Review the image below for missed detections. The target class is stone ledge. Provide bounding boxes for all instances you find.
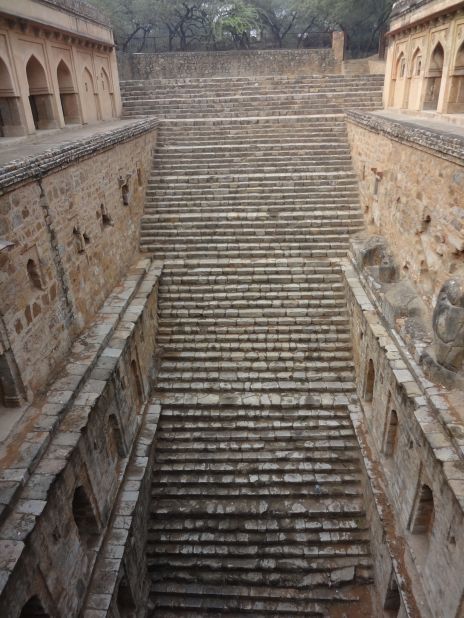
[346,110,464,166]
[0,118,159,195]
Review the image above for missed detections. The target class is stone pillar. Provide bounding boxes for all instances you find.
[332,31,346,63]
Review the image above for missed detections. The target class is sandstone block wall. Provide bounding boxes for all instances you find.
[117,48,339,80]
[0,120,158,398]
[0,258,162,617]
[346,111,464,307]
[343,259,464,618]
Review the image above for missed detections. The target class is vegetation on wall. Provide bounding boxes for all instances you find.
[90,0,393,56]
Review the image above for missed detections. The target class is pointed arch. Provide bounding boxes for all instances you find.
[411,47,423,77]
[424,42,444,111]
[391,51,407,108]
[57,60,81,124]
[81,67,98,123]
[448,40,464,113]
[365,359,375,402]
[26,55,56,130]
[98,66,114,120]
[72,485,100,549]
[0,56,14,96]
[19,596,49,617]
[429,42,444,75]
[0,55,23,136]
[26,55,49,95]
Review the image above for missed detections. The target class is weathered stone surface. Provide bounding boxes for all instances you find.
[433,277,464,372]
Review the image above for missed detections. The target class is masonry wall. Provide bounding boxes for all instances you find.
[346,112,464,307]
[0,258,162,618]
[117,48,339,80]
[343,260,464,618]
[0,121,157,397]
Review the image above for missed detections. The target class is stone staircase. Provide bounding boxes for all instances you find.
[122,74,379,615]
[121,74,384,119]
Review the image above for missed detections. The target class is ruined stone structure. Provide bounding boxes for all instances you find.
[1,0,464,616]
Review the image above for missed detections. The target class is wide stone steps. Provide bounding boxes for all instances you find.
[135,72,374,614]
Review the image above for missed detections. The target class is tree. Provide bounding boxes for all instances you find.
[215,1,260,49]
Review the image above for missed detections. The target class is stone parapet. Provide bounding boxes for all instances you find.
[0,118,159,195]
[346,110,464,166]
[38,0,111,26]
[0,257,162,616]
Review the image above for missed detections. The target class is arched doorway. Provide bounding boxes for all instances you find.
[423,43,444,110]
[391,52,407,108]
[448,41,464,113]
[56,60,81,124]
[408,47,423,109]
[0,56,23,136]
[26,55,56,130]
[99,67,114,120]
[81,67,99,123]
[19,596,49,617]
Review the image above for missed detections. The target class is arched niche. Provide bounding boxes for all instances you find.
[26,55,57,130]
[391,51,407,108]
[72,485,100,550]
[98,67,114,120]
[81,67,99,123]
[448,40,464,113]
[423,42,444,111]
[0,56,24,136]
[19,596,50,617]
[56,59,81,124]
[408,47,423,109]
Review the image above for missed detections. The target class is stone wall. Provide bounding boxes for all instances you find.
[0,119,158,398]
[343,254,464,618]
[0,257,162,617]
[346,111,464,307]
[117,48,339,81]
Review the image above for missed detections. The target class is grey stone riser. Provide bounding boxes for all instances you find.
[154,381,355,393]
[156,126,348,137]
[122,91,381,103]
[143,211,360,221]
[156,415,354,430]
[123,105,379,118]
[123,85,382,94]
[142,230,359,241]
[158,288,346,299]
[147,170,356,182]
[154,449,359,465]
[141,247,351,258]
[142,247,354,257]
[143,201,360,212]
[157,344,352,356]
[148,536,367,556]
[156,140,349,148]
[150,160,352,171]
[159,357,353,368]
[121,75,383,85]
[152,160,352,170]
[145,182,358,193]
[144,228,359,238]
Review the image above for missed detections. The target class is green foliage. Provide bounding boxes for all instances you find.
[89,0,393,55]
